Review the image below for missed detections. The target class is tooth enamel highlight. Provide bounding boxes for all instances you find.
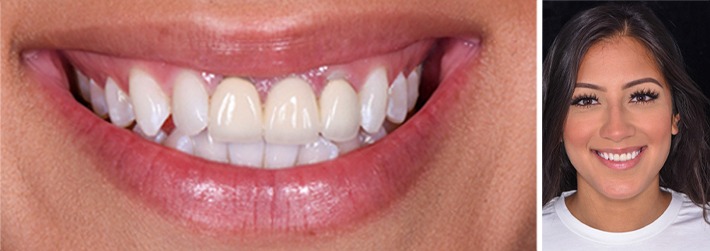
[105,78,136,128]
[129,68,171,137]
[264,77,320,145]
[228,140,265,167]
[192,131,229,163]
[406,66,421,111]
[319,79,360,142]
[386,72,408,124]
[208,77,263,143]
[264,144,299,169]
[173,70,209,136]
[297,137,339,165]
[89,79,109,117]
[76,69,91,102]
[164,130,194,154]
[359,67,388,133]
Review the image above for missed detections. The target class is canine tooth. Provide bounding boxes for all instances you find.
[228,140,265,167]
[209,77,263,143]
[105,78,135,128]
[192,130,229,163]
[406,66,421,111]
[360,67,388,133]
[263,144,299,169]
[76,69,91,102]
[264,77,320,145]
[297,137,339,165]
[319,79,360,142]
[360,127,387,145]
[89,79,109,117]
[133,124,167,144]
[386,72,408,124]
[129,68,170,137]
[173,70,209,136]
[164,130,194,154]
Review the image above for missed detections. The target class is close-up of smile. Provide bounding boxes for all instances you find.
[592,147,646,170]
[17,6,481,237]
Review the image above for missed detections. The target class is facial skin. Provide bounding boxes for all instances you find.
[563,36,678,232]
[1,0,535,250]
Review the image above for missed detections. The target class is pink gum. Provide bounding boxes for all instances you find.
[63,39,433,100]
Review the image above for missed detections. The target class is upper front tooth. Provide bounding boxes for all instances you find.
[105,77,135,128]
[386,72,408,124]
[406,66,421,111]
[208,77,264,143]
[129,68,170,137]
[172,70,209,136]
[264,77,320,145]
[89,79,109,118]
[360,67,388,133]
[76,69,92,102]
[319,79,360,142]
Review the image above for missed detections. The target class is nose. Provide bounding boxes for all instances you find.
[599,104,635,142]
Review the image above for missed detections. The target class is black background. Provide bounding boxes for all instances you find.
[543,1,710,96]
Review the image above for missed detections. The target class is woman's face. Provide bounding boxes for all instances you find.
[2,0,535,249]
[564,36,678,200]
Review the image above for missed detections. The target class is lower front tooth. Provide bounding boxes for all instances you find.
[264,77,320,145]
[192,131,229,163]
[133,124,167,144]
[228,140,265,167]
[264,144,300,169]
[105,78,135,128]
[360,127,387,145]
[89,79,109,118]
[297,137,339,165]
[164,130,194,154]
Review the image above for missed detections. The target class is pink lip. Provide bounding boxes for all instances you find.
[20,11,480,236]
[592,147,645,170]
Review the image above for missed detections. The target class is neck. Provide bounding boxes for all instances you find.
[566,178,671,232]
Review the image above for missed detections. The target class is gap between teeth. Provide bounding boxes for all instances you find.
[597,150,641,162]
[75,65,423,169]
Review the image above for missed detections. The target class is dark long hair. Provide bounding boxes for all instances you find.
[543,3,710,221]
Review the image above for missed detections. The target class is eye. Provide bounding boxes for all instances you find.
[630,89,659,103]
[571,94,599,107]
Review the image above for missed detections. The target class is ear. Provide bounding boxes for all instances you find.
[671,113,680,135]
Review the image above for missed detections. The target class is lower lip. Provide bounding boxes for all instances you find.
[594,149,643,170]
[23,39,479,235]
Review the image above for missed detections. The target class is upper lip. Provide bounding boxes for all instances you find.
[18,3,481,237]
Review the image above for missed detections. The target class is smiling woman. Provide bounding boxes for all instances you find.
[1,0,535,250]
[543,3,710,250]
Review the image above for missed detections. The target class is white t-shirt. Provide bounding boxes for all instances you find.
[543,189,710,250]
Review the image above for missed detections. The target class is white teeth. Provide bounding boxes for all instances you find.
[264,144,299,169]
[164,130,194,154]
[598,150,641,162]
[228,140,265,167]
[192,130,229,163]
[104,78,135,128]
[133,124,167,144]
[208,77,263,143]
[129,68,171,137]
[406,66,422,111]
[76,69,92,102]
[361,127,387,145]
[319,79,360,142]
[264,77,320,145]
[335,136,362,155]
[172,70,209,136]
[360,67,388,133]
[386,72,408,124]
[297,137,339,165]
[89,79,109,117]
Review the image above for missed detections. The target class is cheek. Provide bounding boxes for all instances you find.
[562,114,598,162]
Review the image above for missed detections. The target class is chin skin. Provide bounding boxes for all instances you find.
[1,0,535,250]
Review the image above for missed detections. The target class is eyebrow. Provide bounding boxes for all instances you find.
[575,77,663,91]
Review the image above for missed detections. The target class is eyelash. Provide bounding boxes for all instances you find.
[570,89,660,107]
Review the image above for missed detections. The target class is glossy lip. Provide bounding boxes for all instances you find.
[19,6,481,237]
[592,146,646,171]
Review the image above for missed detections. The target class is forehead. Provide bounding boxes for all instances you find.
[577,36,667,89]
